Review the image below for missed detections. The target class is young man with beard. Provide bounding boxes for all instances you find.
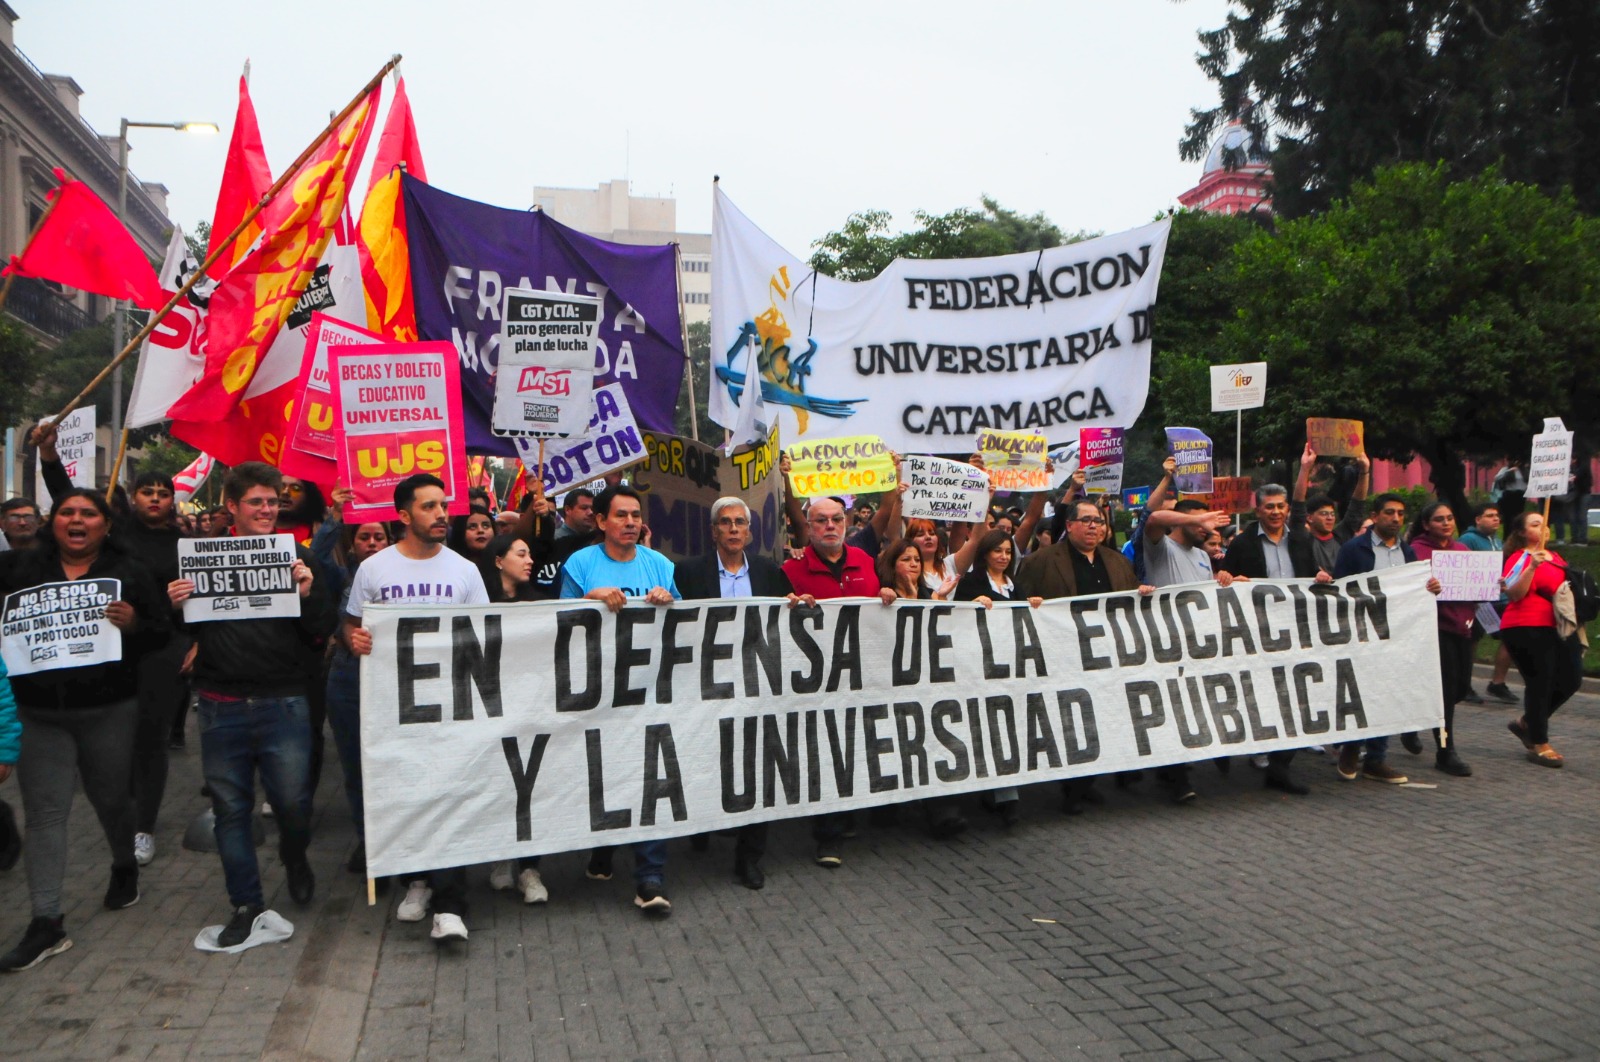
[167,463,338,948]
[559,484,680,915]
[345,474,490,943]
[1291,440,1370,576]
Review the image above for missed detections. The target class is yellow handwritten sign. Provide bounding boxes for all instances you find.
[785,435,897,497]
[1306,418,1364,458]
[977,429,1050,492]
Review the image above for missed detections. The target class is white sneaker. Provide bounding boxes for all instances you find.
[396,881,432,922]
[133,833,155,866]
[488,860,515,891]
[430,912,468,941]
[1249,754,1270,769]
[517,868,549,905]
[260,801,273,818]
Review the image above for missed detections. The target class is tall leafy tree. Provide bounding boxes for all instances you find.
[1213,163,1600,516]
[1183,1,1600,218]
[809,198,1086,281]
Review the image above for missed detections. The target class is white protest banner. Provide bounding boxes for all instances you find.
[126,225,208,429]
[1,578,121,676]
[631,428,785,565]
[1079,426,1125,496]
[1430,551,1503,602]
[901,455,990,522]
[1526,419,1574,501]
[282,313,386,477]
[1209,362,1266,411]
[978,429,1050,493]
[178,534,301,622]
[514,383,645,495]
[710,186,1169,454]
[36,406,95,511]
[329,341,470,522]
[495,287,602,437]
[359,565,1444,878]
[784,435,898,498]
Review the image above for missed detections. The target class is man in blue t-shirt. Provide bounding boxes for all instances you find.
[558,484,680,916]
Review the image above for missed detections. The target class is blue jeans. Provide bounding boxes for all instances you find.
[197,693,313,908]
[1364,736,1389,764]
[325,656,363,841]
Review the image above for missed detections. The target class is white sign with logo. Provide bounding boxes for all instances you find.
[177,534,301,622]
[1,578,122,676]
[1209,363,1267,412]
[494,288,602,437]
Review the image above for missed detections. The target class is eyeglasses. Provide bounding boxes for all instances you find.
[715,517,750,528]
[2,513,39,524]
[810,515,847,525]
[239,498,281,510]
[1072,517,1107,526]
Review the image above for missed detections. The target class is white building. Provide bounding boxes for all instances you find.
[532,179,709,326]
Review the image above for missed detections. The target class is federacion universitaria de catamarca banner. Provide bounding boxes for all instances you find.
[709,186,1171,455]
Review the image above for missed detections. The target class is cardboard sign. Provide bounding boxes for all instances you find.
[1306,418,1364,458]
[631,428,784,565]
[978,429,1050,492]
[1123,486,1152,509]
[36,406,95,511]
[0,578,121,676]
[514,383,646,495]
[1526,419,1574,501]
[1079,427,1125,496]
[284,313,386,474]
[329,341,469,522]
[494,288,602,437]
[178,535,301,622]
[1430,551,1504,602]
[902,455,990,522]
[1209,362,1266,411]
[1165,426,1214,494]
[785,435,897,498]
[1197,476,1256,515]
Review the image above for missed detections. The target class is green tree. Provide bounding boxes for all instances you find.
[809,198,1090,281]
[1183,1,1600,218]
[18,314,134,427]
[1213,163,1600,516]
[130,432,204,481]
[673,318,710,441]
[0,316,42,430]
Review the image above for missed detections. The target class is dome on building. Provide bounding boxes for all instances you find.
[1202,122,1268,175]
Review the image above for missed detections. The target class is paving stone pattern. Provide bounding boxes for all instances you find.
[2,674,1598,1060]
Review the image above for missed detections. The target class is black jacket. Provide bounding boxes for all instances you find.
[187,543,339,698]
[674,551,793,601]
[0,540,168,710]
[1221,522,1320,580]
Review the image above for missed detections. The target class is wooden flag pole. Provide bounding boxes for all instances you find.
[0,177,70,313]
[673,242,700,441]
[40,55,403,434]
[110,428,130,491]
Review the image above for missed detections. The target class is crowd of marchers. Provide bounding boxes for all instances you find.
[0,423,1588,970]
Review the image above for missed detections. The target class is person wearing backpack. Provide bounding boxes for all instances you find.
[1500,511,1583,768]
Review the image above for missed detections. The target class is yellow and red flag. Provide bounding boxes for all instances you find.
[503,461,528,513]
[169,85,381,465]
[358,76,427,340]
[205,74,273,279]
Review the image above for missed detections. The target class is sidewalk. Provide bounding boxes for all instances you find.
[3,677,1599,1060]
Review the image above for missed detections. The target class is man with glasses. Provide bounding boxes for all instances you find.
[675,497,796,889]
[0,499,41,552]
[167,462,338,948]
[782,496,881,867]
[1330,493,1420,783]
[1017,498,1150,811]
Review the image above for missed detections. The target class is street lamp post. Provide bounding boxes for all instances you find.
[110,118,217,484]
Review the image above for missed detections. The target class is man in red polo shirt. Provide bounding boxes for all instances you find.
[782,496,880,867]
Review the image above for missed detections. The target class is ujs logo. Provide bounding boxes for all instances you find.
[518,367,571,396]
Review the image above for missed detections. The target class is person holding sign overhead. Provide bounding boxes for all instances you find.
[0,488,167,972]
[167,463,337,951]
[559,484,681,916]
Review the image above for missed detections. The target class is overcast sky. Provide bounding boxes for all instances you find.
[16,0,1235,255]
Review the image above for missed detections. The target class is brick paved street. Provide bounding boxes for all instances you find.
[2,669,1599,1061]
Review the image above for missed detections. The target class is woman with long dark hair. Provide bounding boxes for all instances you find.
[0,489,167,971]
[447,508,496,566]
[1407,502,1475,776]
[1500,510,1582,767]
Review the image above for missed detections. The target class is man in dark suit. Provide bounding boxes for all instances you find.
[1016,498,1147,811]
[1219,483,1333,795]
[674,497,794,890]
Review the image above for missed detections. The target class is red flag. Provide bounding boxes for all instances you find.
[358,76,426,340]
[205,75,273,279]
[169,86,380,462]
[2,169,163,309]
[504,461,528,513]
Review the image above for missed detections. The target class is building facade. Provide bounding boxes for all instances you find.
[533,179,709,326]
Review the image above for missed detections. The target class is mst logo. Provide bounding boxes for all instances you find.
[518,367,571,396]
[30,646,58,663]
[211,598,242,613]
